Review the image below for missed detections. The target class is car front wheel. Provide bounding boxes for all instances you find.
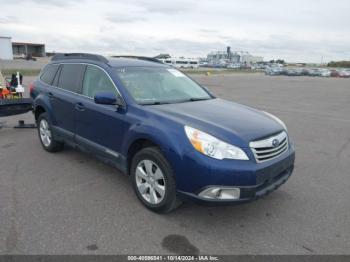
[131,147,181,213]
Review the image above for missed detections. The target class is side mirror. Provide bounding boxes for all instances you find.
[94,91,118,105]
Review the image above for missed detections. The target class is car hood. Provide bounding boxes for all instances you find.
[145,98,284,147]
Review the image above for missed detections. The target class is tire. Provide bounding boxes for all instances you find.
[37,112,64,152]
[130,147,182,213]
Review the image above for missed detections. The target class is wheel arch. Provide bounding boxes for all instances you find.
[33,95,55,123]
[34,105,46,121]
[126,138,160,175]
[123,125,183,176]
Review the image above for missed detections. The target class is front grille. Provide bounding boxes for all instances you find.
[249,131,289,163]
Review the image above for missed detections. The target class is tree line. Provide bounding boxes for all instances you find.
[327,61,350,67]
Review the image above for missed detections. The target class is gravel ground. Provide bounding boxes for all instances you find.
[0,74,349,255]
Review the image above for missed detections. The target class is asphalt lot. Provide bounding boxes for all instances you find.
[0,74,349,255]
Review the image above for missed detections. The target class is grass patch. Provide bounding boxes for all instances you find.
[1,69,41,76]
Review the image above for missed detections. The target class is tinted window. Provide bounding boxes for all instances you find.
[82,65,117,98]
[40,64,59,85]
[58,64,85,93]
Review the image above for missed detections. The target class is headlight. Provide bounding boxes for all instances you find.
[184,126,249,160]
[263,111,287,131]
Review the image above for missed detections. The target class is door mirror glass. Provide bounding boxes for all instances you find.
[94,91,117,105]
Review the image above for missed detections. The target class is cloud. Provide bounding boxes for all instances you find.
[0,0,82,7]
[144,4,189,14]
[0,16,19,24]
[127,0,194,14]
[105,13,147,24]
[0,0,349,62]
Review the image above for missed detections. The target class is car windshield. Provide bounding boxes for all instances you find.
[115,67,212,105]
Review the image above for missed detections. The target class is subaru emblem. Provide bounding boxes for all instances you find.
[272,139,279,147]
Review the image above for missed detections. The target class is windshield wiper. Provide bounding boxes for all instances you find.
[139,101,170,105]
[140,97,211,105]
[188,97,211,102]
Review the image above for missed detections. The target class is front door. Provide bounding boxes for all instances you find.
[75,65,127,167]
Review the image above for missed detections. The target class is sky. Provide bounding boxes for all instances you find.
[0,0,349,63]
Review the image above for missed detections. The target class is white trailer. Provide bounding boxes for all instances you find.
[160,57,199,68]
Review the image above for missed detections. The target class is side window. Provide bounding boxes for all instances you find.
[58,64,85,93]
[40,64,59,85]
[82,65,117,98]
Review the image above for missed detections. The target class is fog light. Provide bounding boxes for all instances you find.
[199,187,240,200]
[219,188,240,200]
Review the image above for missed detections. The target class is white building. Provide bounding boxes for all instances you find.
[240,53,263,64]
[0,36,13,60]
[207,47,264,65]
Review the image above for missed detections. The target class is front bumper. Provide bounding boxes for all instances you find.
[175,146,295,204]
[177,165,293,204]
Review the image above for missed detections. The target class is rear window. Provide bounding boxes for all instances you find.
[40,64,59,85]
[57,64,85,93]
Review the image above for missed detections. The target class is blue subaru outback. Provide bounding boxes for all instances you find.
[30,53,295,213]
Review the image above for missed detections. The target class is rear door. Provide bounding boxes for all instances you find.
[75,65,127,167]
[50,63,86,141]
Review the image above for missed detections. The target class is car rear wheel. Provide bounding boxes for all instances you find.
[37,113,64,152]
[131,147,181,213]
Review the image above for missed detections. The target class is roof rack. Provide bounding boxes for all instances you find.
[51,53,109,63]
[112,56,162,64]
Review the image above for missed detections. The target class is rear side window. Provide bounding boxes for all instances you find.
[40,64,59,85]
[57,64,85,93]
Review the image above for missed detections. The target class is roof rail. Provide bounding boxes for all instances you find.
[51,53,109,63]
[112,55,163,64]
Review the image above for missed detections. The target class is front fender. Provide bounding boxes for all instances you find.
[121,121,186,175]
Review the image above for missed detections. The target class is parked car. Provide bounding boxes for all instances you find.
[252,64,266,70]
[30,53,295,213]
[319,69,331,77]
[330,69,340,77]
[265,66,284,75]
[286,68,302,76]
[227,63,241,69]
[301,68,310,76]
[338,70,350,78]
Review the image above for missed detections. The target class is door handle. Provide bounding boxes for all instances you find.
[75,102,85,111]
[48,92,54,99]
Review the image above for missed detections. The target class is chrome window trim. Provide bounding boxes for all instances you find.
[38,62,125,103]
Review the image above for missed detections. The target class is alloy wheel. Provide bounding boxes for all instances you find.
[135,159,166,205]
[39,119,52,147]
